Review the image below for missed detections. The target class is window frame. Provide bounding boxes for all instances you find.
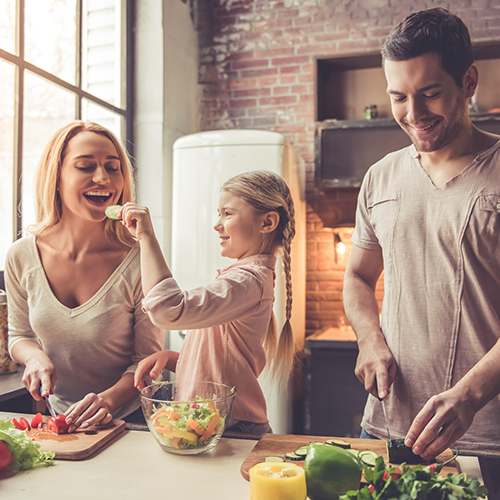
[0,0,134,283]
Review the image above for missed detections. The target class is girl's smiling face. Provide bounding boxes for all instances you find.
[214,191,263,260]
[58,131,124,222]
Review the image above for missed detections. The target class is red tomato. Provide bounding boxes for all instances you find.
[190,403,200,409]
[31,412,44,429]
[0,441,12,474]
[11,417,31,431]
[47,415,69,435]
[19,417,31,431]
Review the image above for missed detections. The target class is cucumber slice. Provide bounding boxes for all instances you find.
[358,450,379,467]
[325,439,351,449]
[285,452,303,461]
[105,204,122,220]
[264,456,284,462]
[293,446,309,458]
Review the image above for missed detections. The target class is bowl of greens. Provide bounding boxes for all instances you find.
[140,381,236,455]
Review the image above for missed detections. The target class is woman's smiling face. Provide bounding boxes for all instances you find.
[58,131,124,222]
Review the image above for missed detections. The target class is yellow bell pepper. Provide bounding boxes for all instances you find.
[154,425,198,442]
[249,462,307,500]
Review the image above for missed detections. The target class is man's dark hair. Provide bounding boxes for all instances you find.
[381,8,473,88]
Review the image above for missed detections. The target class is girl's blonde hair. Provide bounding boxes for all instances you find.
[221,170,296,385]
[27,120,136,247]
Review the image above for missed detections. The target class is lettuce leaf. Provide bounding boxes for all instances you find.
[0,418,55,471]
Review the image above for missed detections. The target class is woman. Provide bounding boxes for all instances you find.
[5,121,163,432]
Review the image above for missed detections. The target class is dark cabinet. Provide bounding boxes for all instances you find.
[303,328,368,438]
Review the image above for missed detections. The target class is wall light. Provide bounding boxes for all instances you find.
[328,227,354,264]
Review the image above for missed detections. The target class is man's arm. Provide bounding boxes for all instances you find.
[405,337,500,459]
[343,244,396,399]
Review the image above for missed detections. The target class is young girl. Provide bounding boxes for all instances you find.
[121,170,296,435]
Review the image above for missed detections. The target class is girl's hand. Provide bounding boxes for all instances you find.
[21,351,57,401]
[64,393,113,433]
[120,203,156,241]
[134,351,179,390]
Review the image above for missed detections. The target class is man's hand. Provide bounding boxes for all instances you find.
[355,337,397,399]
[404,387,475,459]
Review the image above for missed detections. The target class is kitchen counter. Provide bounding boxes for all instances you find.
[0,411,489,499]
[0,415,255,499]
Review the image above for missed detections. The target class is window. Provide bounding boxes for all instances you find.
[0,0,133,277]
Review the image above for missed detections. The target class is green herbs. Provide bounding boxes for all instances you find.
[340,456,488,500]
[0,418,55,472]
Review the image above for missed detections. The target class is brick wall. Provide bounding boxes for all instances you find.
[196,0,500,336]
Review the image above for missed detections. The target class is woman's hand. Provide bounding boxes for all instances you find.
[134,351,180,390]
[20,349,57,401]
[65,393,113,433]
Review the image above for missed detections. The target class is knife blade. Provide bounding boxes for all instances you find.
[44,396,56,417]
[40,386,56,417]
[379,397,391,440]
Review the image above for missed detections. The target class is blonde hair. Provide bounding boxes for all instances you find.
[221,170,296,385]
[27,120,136,247]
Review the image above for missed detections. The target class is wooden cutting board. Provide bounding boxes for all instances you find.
[240,434,457,481]
[17,413,127,460]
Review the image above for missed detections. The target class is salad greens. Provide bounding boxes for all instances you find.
[0,418,55,471]
[150,396,224,450]
[340,456,488,500]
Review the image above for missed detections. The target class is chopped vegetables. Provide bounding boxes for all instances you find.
[340,455,488,500]
[148,396,225,450]
[47,415,69,435]
[0,418,54,472]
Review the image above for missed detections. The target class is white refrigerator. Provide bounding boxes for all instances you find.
[169,129,305,434]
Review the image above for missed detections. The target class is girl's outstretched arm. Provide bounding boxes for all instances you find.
[121,203,172,295]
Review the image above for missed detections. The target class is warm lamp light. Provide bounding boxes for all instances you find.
[328,227,355,264]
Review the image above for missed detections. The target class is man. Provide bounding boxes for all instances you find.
[343,6,500,464]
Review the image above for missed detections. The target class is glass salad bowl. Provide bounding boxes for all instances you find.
[140,380,236,455]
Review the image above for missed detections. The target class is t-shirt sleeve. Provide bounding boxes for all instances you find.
[351,170,382,251]
[5,241,42,357]
[124,260,164,374]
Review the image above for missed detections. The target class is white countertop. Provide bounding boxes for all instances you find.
[1,428,256,499]
[0,409,486,500]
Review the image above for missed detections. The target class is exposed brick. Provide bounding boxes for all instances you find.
[259,95,298,106]
[233,88,272,98]
[228,98,257,108]
[241,67,278,78]
[231,58,269,69]
[271,55,310,66]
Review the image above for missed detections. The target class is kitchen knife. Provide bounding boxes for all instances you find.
[44,396,56,417]
[378,397,391,440]
[40,386,56,417]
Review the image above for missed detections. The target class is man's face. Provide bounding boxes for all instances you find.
[384,52,472,153]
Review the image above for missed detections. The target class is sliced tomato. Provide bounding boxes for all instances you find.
[0,441,13,474]
[19,417,31,431]
[31,412,44,429]
[11,417,30,431]
[47,415,69,435]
